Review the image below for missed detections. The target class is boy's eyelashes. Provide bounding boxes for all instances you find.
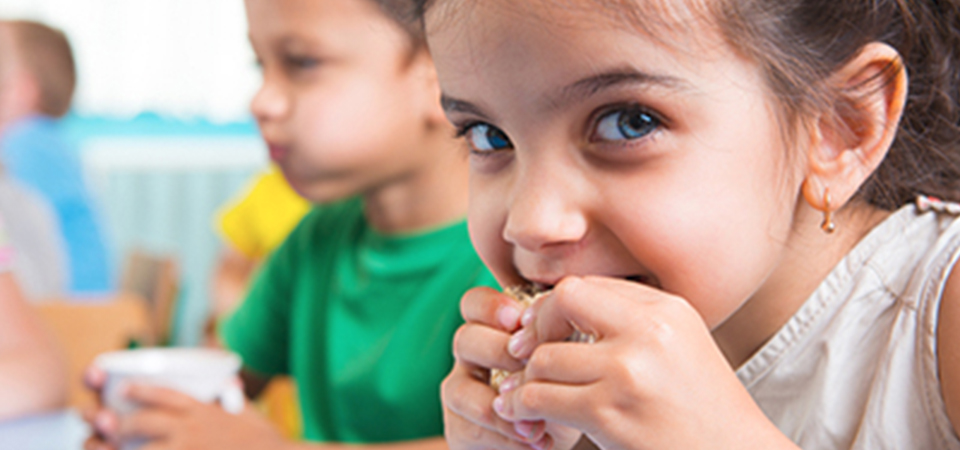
[283,55,321,70]
[250,55,322,72]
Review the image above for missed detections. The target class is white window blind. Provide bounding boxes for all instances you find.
[0,0,260,122]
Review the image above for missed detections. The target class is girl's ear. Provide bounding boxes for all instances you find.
[802,42,908,212]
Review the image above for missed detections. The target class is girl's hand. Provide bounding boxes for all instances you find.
[84,384,285,450]
[496,276,798,450]
[442,287,583,450]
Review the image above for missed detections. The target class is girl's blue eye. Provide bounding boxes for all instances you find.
[464,123,513,152]
[594,107,660,142]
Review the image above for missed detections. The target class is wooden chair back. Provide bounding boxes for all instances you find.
[119,249,179,346]
[34,294,153,409]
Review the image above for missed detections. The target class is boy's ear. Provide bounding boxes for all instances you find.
[802,42,908,212]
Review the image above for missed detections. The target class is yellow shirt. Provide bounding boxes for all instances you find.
[216,166,311,259]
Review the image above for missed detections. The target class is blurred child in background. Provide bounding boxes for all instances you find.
[209,164,309,337]
[0,20,112,295]
[0,168,67,299]
[85,0,495,449]
[208,164,310,437]
[0,215,67,419]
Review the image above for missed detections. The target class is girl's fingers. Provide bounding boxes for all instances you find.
[454,323,526,373]
[494,380,599,430]
[513,420,548,443]
[442,363,538,444]
[461,287,526,331]
[519,276,675,358]
[445,410,546,450]
[523,342,604,385]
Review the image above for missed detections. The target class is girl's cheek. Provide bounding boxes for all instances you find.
[468,194,512,275]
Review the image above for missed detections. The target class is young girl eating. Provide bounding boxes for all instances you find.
[420,0,960,449]
[85,0,495,449]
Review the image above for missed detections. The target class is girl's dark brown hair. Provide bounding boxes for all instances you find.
[413,0,960,210]
[718,0,960,210]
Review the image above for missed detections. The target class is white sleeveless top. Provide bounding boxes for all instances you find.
[737,197,960,449]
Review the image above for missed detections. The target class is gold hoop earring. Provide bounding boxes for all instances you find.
[821,188,836,234]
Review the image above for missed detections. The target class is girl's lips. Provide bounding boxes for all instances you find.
[268,144,289,161]
[520,273,659,290]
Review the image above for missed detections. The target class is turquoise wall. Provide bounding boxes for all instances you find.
[66,113,265,346]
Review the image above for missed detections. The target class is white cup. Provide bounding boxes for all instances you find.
[95,348,244,450]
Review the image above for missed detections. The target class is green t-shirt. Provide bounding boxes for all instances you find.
[221,197,498,443]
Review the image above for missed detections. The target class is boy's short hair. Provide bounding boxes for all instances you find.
[369,0,426,53]
[2,21,76,117]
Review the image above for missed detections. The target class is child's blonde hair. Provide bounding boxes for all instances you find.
[1,20,76,118]
[414,0,960,210]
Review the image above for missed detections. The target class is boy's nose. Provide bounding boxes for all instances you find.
[249,79,289,123]
[502,162,588,252]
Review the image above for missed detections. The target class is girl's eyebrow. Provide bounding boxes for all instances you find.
[554,66,691,107]
[440,95,491,120]
[440,66,691,119]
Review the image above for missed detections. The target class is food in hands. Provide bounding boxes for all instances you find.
[490,285,594,391]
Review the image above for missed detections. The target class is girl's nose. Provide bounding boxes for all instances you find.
[249,76,289,123]
[502,164,588,251]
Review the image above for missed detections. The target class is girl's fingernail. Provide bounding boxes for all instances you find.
[498,305,522,329]
[514,420,544,441]
[499,374,521,393]
[507,329,529,357]
[521,307,535,327]
[532,434,552,450]
[492,396,512,419]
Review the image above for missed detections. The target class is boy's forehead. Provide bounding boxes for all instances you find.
[246,0,386,38]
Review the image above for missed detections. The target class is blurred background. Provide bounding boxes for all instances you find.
[1,0,267,346]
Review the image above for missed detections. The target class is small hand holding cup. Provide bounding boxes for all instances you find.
[82,348,281,450]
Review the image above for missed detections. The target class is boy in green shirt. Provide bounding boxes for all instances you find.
[85,0,494,449]
[223,198,496,443]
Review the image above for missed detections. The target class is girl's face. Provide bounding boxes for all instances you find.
[429,1,807,327]
[245,0,435,202]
